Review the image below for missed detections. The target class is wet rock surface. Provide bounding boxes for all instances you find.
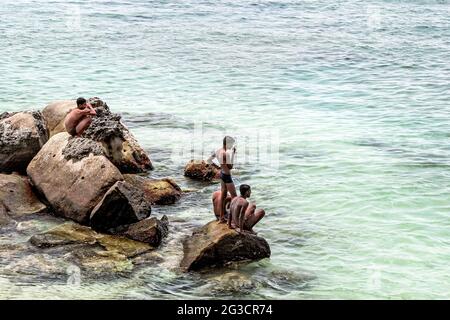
[124,174,182,205]
[0,173,47,219]
[0,111,49,173]
[184,160,220,182]
[24,222,155,278]
[90,181,152,232]
[180,221,271,271]
[27,132,123,224]
[112,216,169,246]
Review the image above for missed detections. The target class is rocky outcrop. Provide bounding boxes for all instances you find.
[111,216,169,246]
[41,98,153,173]
[30,222,153,257]
[184,160,220,182]
[180,221,271,271]
[0,173,47,219]
[28,222,156,277]
[27,132,123,224]
[123,174,182,205]
[0,111,49,173]
[90,181,151,232]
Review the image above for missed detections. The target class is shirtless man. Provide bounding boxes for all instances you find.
[229,184,266,234]
[207,136,237,224]
[212,190,231,221]
[64,97,97,137]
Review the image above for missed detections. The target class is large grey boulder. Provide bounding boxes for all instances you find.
[0,111,49,173]
[90,181,152,233]
[111,216,169,247]
[27,132,123,224]
[0,173,47,219]
[123,174,182,205]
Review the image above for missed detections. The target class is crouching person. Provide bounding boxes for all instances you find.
[229,184,265,234]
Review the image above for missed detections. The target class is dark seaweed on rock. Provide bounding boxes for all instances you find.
[31,111,48,142]
[88,97,110,112]
[82,110,125,142]
[0,111,17,121]
[62,137,104,161]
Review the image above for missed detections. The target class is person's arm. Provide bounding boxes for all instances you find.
[206,150,216,165]
[86,104,97,116]
[239,201,248,232]
[227,147,237,169]
[227,204,233,228]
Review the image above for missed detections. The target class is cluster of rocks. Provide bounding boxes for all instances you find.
[0,97,271,274]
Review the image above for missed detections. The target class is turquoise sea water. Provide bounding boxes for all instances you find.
[1,0,449,299]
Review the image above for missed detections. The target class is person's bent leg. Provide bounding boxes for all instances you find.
[75,117,92,136]
[245,209,265,233]
[244,204,256,220]
[227,182,237,198]
[212,191,220,220]
[219,182,228,223]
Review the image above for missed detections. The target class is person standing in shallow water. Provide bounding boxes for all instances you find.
[207,136,237,226]
[64,97,97,137]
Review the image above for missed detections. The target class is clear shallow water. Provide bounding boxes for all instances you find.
[1,0,450,299]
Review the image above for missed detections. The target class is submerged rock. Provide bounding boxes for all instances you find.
[90,181,152,233]
[180,221,271,271]
[27,222,154,278]
[184,160,220,182]
[111,216,169,246]
[30,222,153,258]
[41,98,153,173]
[27,132,123,224]
[124,174,182,205]
[0,111,49,173]
[0,173,47,218]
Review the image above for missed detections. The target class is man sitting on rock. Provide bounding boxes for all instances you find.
[64,97,97,137]
[229,184,265,234]
[212,190,231,221]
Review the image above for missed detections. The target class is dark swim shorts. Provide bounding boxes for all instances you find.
[220,171,233,184]
[67,126,77,136]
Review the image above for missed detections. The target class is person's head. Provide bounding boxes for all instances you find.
[240,184,251,198]
[76,97,87,109]
[223,136,235,150]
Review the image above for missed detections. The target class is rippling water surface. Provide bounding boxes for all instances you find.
[1,0,449,299]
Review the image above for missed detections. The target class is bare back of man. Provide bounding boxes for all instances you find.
[212,190,231,221]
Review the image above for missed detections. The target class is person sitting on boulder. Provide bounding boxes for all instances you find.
[229,184,265,234]
[212,190,231,221]
[64,97,97,137]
